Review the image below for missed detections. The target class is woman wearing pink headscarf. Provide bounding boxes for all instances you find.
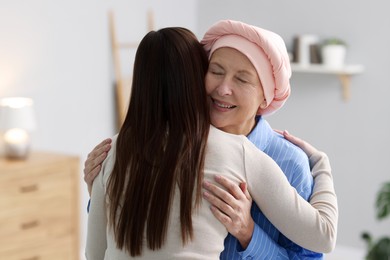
[200,20,330,259]
[85,20,337,259]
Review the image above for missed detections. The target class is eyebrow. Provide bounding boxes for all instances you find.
[237,70,257,79]
[208,62,222,68]
[209,61,257,78]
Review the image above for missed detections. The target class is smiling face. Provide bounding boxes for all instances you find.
[205,47,267,135]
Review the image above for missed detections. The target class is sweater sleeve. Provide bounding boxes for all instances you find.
[244,142,338,253]
[85,156,109,259]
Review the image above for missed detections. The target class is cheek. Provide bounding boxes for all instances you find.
[205,74,215,94]
[239,90,262,112]
[245,86,264,106]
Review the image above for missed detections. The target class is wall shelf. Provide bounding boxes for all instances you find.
[291,63,364,101]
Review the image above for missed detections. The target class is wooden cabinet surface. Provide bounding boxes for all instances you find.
[0,152,80,260]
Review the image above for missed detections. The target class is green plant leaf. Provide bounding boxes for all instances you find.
[365,237,390,260]
[362,232,373,248]
[323,38,347,46]
[376,182,390,220]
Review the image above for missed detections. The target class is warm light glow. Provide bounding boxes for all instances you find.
[0,96,37,131]
[0,97,33,108]
[4,128,29,144]
[0,97,35,159]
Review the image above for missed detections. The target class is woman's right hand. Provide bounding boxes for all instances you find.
[84,138,112,196]
[202,176,254,249]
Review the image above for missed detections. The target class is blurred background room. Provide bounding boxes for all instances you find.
[1,0,389,259]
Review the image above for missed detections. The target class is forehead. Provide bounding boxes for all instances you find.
[210,47,258,79]
[210,47,256,73]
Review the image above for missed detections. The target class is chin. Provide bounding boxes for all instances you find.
[210,119,226,130]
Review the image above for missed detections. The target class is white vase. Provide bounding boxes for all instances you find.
[321,45,346,68]
[298,34,319,66]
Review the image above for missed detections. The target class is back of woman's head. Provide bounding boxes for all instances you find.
[129,27,209,133]
[107,27,210,256]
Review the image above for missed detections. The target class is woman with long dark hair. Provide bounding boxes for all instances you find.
[86,27,336,259]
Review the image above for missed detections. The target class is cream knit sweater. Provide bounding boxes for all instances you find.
[86,126,337,259]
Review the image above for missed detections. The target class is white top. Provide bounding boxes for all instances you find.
[86,126,338,259]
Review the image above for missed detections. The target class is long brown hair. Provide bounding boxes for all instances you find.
[106,27,210,256]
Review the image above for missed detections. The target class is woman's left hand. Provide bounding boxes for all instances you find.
[84,138,112,196]
[202,175,254,249]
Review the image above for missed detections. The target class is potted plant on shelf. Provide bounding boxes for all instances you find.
[321,38,347,68]
[361,182,390,259]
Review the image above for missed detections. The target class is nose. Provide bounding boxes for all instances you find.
[216,79,233,96]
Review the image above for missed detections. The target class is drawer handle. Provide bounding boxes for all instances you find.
[19,184,39,193]
[20,220,39,230]
[21,256,40,260]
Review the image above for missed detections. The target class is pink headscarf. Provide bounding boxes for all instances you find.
[201,20,291,115]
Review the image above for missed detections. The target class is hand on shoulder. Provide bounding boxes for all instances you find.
[274,130,318,158]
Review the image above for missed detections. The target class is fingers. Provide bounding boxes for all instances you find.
[239,182,247,193]
[85,149,110,173]
[83,138,112,195]
[282,131,317,157]
[282,130,303,145]
[87,138,112,160]
[239,182,252,201]
[202,176,254,247]
[273,129,318,157]
[273,129,283,135]
[202,180,235,216]
[84,163,102,184]
[214,175,246,200]
[209,204,233,227]
[202,175,247,215]
[84,139,112,175]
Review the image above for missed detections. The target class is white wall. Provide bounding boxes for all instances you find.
[0,0,197,256]
[198,0,390,250]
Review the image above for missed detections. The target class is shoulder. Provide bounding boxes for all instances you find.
[208,126,248,149]
[269,132,313,198]
[242,137,280,171]
[208,126,269,165]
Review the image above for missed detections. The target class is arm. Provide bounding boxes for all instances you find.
[204,133,338,253]
[276,130,323,259]
[85,157,108,259]
[206,175,321,260]
[203,181,254,249]
[245,139,337,253]
[207,131,321,259]
[205,178,292,259]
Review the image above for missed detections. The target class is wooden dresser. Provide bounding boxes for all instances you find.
[0,152,80,260]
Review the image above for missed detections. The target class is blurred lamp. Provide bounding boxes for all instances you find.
[0,97,37,159]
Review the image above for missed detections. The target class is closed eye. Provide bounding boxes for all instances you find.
[237,77,248,84]
[209,69,224,76]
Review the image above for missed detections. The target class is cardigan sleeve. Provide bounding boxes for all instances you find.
[244,141,338,253]
[85,155,109,259]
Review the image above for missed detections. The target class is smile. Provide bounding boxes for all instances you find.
[212,98,236,109]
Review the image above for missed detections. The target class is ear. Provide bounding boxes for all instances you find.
[257,100,268,114]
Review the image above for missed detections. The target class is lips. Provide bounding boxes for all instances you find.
[211,98,236,109]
